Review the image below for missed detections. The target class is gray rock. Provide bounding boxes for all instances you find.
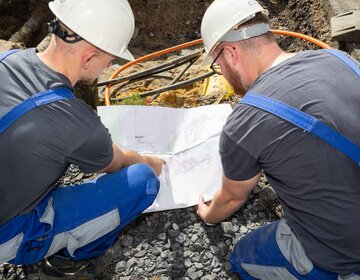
[221,222,235,235]
[176,232,187,243]
[240,225,248,234]
[184,258,192,268]
[157,232,167,240]
[134,250,147,257]
[115,261,126,272]
[121,234,134,247]
[126,257,137,269]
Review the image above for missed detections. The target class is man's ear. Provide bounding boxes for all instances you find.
[224,45,239,66]
[82,49,98,70]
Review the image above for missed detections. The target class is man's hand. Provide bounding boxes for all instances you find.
[141,155,165,176]
[194,173,261,225]
[99,144,165,175]
[196,195,214,225]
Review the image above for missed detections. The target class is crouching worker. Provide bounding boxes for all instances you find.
[197,0,360,279]
[0,0,164,278]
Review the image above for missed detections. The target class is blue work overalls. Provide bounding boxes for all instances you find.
[230,49,360,279]
[0,50,160,265]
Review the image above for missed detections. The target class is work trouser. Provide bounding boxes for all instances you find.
[231,219,360,280]
[0,164,159,265]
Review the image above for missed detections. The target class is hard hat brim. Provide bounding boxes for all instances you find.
[201,51,214,66]
[118,48,135,61]
[201,23,271,66]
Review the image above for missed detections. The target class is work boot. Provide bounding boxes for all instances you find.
[38,249,113,280]
[258,186,284,219]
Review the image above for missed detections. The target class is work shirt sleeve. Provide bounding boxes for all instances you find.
[67,123,114,173]
[219,131,261,181]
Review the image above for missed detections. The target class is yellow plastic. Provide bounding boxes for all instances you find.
[202,69,234,103]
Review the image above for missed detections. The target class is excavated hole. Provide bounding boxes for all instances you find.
[98,0,338,108]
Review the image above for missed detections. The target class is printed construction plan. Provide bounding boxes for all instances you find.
[97,104,233,212]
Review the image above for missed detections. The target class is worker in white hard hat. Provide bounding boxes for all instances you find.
[196,0,360,279]
[0,0,164,278]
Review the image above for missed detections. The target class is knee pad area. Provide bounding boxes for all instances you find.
[125,163,160,197]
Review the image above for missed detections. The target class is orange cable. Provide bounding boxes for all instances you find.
[104,30,331,105]
[104,39,202,105]
[271,29,331,49]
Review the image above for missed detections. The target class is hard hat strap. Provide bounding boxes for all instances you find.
[221,23,270,42]
[48,19,84,44]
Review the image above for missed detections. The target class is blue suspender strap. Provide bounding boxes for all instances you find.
[0,49,19,62]
[0,87,75,134]
[321,49,360,77]
[241,93,360,166]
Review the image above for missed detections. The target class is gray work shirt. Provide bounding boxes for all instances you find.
[220,50,360,275]
[0,48,114,226]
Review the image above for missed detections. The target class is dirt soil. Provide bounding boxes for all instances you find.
[0,0,337,51]
[99,0,338,108]
[128,0,337,54]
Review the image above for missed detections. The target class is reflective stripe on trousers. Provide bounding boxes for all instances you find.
[230,219,360,280]
[0,164,159,264]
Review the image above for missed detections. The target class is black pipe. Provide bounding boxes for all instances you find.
[97,50,203,87]
[111,71,215,101]
[151,56,201,101]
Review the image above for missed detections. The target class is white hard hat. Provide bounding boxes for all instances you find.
[201,0,268,65]
[49,0,135,61]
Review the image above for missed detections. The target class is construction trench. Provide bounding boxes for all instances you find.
[0,0,359,279]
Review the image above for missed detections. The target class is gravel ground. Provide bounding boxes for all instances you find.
[0,165,275,280]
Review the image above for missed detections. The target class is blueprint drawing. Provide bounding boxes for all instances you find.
[97,104,233,212]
